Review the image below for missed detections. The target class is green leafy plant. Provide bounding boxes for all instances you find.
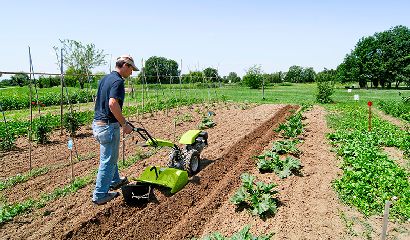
[173,112,193,126]
[231,173,278,218]
[32,115,52,144]
[0,167,49,191]
[63,111,81,136]
[242,65,263,89]
[275,112,303,138]
[198,115,216,130]
[0,132,15,151]
[315,73,335,104]
[257,152,301,178]
[327,104,410,220]
[271,139,301,156]
[198,225,273,240]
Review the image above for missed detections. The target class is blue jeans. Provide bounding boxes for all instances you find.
[92,120,121,201]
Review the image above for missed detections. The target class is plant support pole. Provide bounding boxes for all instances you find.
[28,46,33,173]
[381,200,391,240]
[368,101,372,132]
[60,49,64,135]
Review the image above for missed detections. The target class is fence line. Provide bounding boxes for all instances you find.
[0,71,224,80]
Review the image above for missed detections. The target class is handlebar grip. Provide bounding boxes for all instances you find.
[126,121,136,129]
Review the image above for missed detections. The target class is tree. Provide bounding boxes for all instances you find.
[243,65,263,89]
[336,53,361,84]
[337,25,410,88]
[270,71,284,83]
[54,39,107,89]
[225,72,241,84]
[302,67,316,83]
[181,71,203,84]
[142,56,179,84]
[203,67,221,83]
[38,75,60,88]
[284,65,303,83]
[10,73,29,87]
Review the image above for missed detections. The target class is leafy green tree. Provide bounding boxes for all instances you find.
[38,75,61,88]
[10,73,29,87]
[64,67,82,87]
[142,56,179,84]
[284,66,316,83]
[302,67,316,83]
[224,72,241,83]
[270,71,284,83]
[54,39,106,89]
[203,67,220,83]
[284,65,303,83]
[0,79,13,88]
[336,54,361,84]
[243,65,263,89]
[181,71,203,84]
[337,25,410,88]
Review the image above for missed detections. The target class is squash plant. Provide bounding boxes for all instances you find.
[275,112,303,138]
[257,151,301,178]
[231,173,278,218]
[199,225,272,240]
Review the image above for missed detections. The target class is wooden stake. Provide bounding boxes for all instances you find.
[28,46,33,173]
[70,149,74,181]
[28,127,32,172]
[381,200,391,240]
[68,138,74,181]
[368,101,373,132]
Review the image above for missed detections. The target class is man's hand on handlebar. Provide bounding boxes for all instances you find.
[123,122,133,134]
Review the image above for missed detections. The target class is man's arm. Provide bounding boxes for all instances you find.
[109,98,132,134]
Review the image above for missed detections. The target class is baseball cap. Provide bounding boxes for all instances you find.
[116,55,139,71]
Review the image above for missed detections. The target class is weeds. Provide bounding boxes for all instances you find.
[173,112,193,126]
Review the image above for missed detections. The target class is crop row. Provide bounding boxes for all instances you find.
[327,103,410,221]
[378,100,410,122]
[0,96,218,151]
[0,89,94,111]
[213,108,305,239]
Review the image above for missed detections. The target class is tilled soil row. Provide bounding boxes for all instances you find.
[63,105,297,240]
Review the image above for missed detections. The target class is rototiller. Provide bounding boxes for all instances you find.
[122,123,208,205]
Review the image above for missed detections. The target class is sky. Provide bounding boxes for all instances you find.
[0,0,409,78]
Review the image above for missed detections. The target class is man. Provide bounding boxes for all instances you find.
[91,55,138,205]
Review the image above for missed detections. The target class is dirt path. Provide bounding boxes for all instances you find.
[374,108,409,130]
[199,105,345,239]
[273,106,344,239]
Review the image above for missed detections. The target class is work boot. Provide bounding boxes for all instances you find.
[110,176,129,190]
[92,191,120,205]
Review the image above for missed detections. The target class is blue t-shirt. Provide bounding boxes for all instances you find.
[94,71,125,122]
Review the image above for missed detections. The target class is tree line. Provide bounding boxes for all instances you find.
[1,25,409,89]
